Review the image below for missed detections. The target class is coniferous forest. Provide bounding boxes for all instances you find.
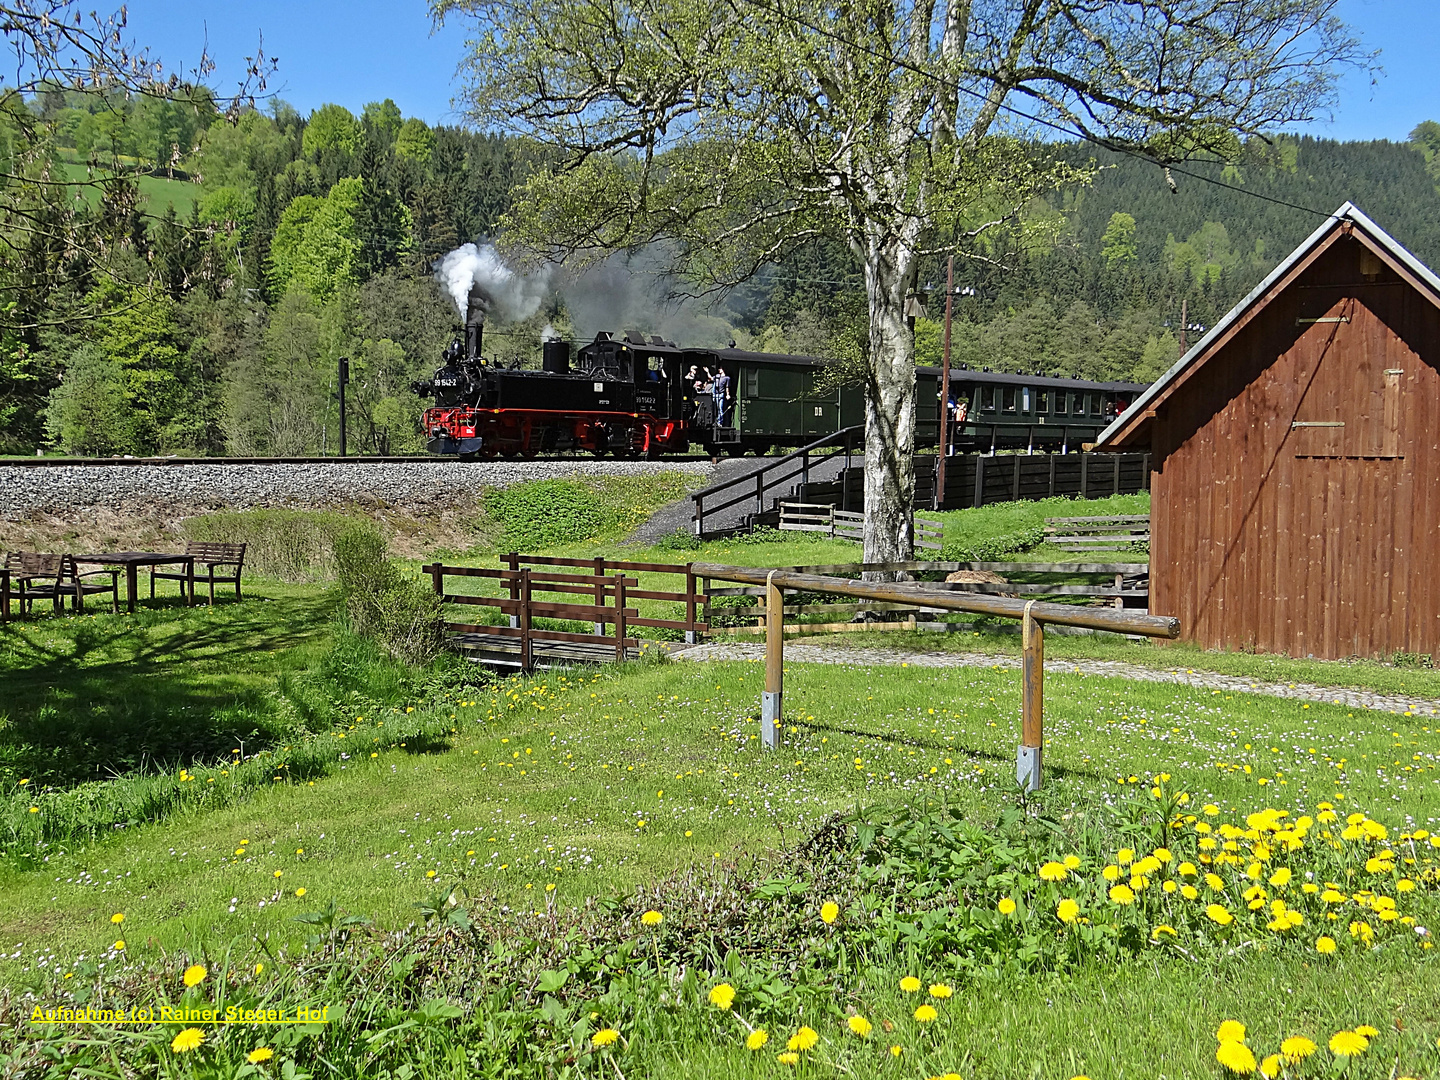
[3,86,1439,457]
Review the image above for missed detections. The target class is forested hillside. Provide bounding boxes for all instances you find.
[2,84,1437,456]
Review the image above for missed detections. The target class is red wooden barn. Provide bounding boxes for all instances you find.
[1095,203,1439,660]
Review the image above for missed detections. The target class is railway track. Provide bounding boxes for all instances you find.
[0,453,717,468]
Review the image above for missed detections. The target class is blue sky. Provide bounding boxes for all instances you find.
[124,0,1437,141]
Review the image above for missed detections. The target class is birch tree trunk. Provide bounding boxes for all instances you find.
[861,233,919,573]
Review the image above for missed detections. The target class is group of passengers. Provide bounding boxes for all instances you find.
[685,365,731,427]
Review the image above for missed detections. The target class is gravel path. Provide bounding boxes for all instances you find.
[672,642,1440,716]
[0,460,716,518]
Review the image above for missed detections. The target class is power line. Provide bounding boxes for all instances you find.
[730,0,1337,221]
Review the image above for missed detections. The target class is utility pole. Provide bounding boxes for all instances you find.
[338,357,350,457]
[935,255,955,511]
[1178,299,1188,355]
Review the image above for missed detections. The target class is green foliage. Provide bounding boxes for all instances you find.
[301,103,362,158]
[182,508,365,582]
[43,343,132,454]
[484,474,698,549]
[936,492,1151,561]
[332,524,445,665]
[655,527,702,552]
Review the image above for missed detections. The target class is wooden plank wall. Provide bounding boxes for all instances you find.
[1150,235,1439,659]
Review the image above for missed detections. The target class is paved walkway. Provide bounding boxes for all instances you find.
[671,642,1440,716]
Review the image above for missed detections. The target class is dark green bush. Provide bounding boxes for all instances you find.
[655,527,701,551]
[484,480,614,548]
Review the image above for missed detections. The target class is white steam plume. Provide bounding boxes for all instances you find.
[434,243,555,323]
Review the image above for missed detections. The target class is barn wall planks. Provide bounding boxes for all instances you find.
[1147,233,1440,660]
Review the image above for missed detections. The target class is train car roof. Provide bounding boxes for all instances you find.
[918,365,1145,392]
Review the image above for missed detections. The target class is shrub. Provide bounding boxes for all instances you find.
[655,527,701,552]
[941,523,1047,562]
[183,508,363,582]
[332,524,444,665]
[485,480,614,548]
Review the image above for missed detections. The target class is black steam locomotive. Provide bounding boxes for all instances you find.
[415,287,1146,457]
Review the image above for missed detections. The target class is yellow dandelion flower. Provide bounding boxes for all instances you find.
[171,1028,205,1053]
[1117,848,1135,865]
[1039,861,1069,881]
[1063,854,1081,870]
[787,1026,819,1051]
[1057,898,1080,924]
[847,1015,873,1037]
[890,1044,903,1057]
[1207,904,1235,926]
[247,1048,274,1064]
[997,897,1017,915]
[1328,1031,1368,1057]
[928,983,952,999]
[746,1030,769,1051]
[913,1004,938,1023]
[113,940,125,951]
[1269,867,1292,887]
[1205,873,1226,891]
[1216,1020,1247,1043]
[182,964,207,988]
[1354,1025,1378,1038]
[1102,864,1122,882]
[1216,1040,1257,1074]
[1259,1053,1281,1078]
[640,910,663,926]
[1315,936,1337,954]
[820,901,839,925]
[1108,883,1136,905]
[110,913,124,925]
[1181,884,1200,900]
[777,1051,800,1066]
[1280,1036,1316,1061]
[295,888,306,897]
[899,976,922,993]
[707,983,736,1010]
[592,1028,621,1048]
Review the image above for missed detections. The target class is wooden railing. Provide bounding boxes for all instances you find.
[704,559,1148,635]
[421,555,709,671]
[690,425,863,537]
[778,503,943,550]
[692,561,1179,790]
[1044,514,1150,550]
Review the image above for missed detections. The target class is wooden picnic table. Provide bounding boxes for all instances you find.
[73,552,194,614]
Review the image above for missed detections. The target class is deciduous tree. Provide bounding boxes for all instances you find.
[438,0,1364,564]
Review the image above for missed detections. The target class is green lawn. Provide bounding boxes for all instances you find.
[3,527,1439,1078]
[53,157,200,217]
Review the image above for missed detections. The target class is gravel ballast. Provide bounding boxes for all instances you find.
[0,460,716,519]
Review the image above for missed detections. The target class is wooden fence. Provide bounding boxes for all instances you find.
[799,451,1152,511]
[421,554,708,671]
[1044,514,1151,551]
[703,559,1149,636]
[778,503,943,550]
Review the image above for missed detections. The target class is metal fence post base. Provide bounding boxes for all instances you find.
[761,691,782,749]
[685,630,697,645]
[1016,744,1042,792]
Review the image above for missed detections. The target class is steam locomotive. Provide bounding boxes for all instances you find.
[415,287,1146,458]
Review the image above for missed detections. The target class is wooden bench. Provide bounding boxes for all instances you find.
[2,552,118,614]
[1043,514,1150,551]
[151,542,247,604]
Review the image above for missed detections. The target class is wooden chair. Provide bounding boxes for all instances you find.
[61,555,119,613]
[151,541,247,604]
[2,551,66,614]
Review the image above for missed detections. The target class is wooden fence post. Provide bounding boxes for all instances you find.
[518,568,533,674]
[506,552,520,628]
[429,563,443,596]
[761,570,783,749]
[614,573,628,662]
[972,454,985,508]
[685,567,698,644]
[1019,600,1043,791]
[593,556,606,636]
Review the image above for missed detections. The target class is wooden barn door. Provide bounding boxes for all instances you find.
[1286,300,1410,659]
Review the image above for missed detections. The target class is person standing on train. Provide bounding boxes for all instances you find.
[712,367,731,426]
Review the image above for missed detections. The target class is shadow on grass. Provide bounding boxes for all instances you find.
[0,594,332,788]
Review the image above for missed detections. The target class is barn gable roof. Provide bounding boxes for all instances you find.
[1095,202,1440,449]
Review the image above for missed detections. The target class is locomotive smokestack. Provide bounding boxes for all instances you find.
[465,282,488,362]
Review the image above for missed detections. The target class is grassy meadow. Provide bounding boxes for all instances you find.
[2,480,1439,1079]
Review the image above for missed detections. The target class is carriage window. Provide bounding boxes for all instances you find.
[1021,388,1031,413]
[1002,387,1017,413]
[1054,392,1066,416]
[980,386,995,411]
[743,368,759,397]
[1071,393,1084,415]
[1090,394,1103,417]
[1036,390,1049,413]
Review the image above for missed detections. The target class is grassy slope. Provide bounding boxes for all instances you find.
[54,158,199,216]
